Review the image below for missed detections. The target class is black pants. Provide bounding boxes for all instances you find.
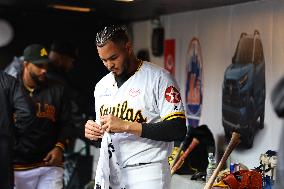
[0,136,13,189]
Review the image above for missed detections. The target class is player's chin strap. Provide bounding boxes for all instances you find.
[95,132,126,189]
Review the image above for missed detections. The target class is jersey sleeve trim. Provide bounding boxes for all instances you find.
[162,112,186,121]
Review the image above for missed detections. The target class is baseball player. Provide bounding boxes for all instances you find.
[10,44,72,189]
[85,25,187,189]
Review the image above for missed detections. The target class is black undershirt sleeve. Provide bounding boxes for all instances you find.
[141,117,187,142]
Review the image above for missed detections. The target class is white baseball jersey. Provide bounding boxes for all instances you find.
[94,61,185,167]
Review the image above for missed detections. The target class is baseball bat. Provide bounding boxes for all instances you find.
[171,138,200,175]
[203,132,240,189]
[170,133,192,170]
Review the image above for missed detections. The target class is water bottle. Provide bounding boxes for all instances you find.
[206,152,216,182]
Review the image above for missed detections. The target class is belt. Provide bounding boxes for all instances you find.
[123,162,151,168]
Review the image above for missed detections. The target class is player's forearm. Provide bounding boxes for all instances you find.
[125,122,142,136]
[141,117,187,142]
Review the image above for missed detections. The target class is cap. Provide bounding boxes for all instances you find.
[50,40,78,59]
[23,44,50,65]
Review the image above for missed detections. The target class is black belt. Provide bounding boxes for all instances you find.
[123,162,151,168]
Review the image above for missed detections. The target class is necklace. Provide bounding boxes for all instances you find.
[135,59,143,73]
[24,84,34,97]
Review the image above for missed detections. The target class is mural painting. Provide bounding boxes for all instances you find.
[185,37,203,127]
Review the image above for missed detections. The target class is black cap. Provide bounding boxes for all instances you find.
[23,44,50,65]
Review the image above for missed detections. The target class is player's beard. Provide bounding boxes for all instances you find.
[115,56,131,79]
[29,70,46,86]
[114,56,131,86]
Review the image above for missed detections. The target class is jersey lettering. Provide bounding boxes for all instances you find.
[36,103,56,122]
[100,101,147,123]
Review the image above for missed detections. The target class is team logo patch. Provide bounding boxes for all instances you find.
[165,86,181,103]
[129,88,140,97]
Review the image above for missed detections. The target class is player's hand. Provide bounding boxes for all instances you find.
[85,120,104,141]
[100,114,128,133]
[43,147,63,166]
